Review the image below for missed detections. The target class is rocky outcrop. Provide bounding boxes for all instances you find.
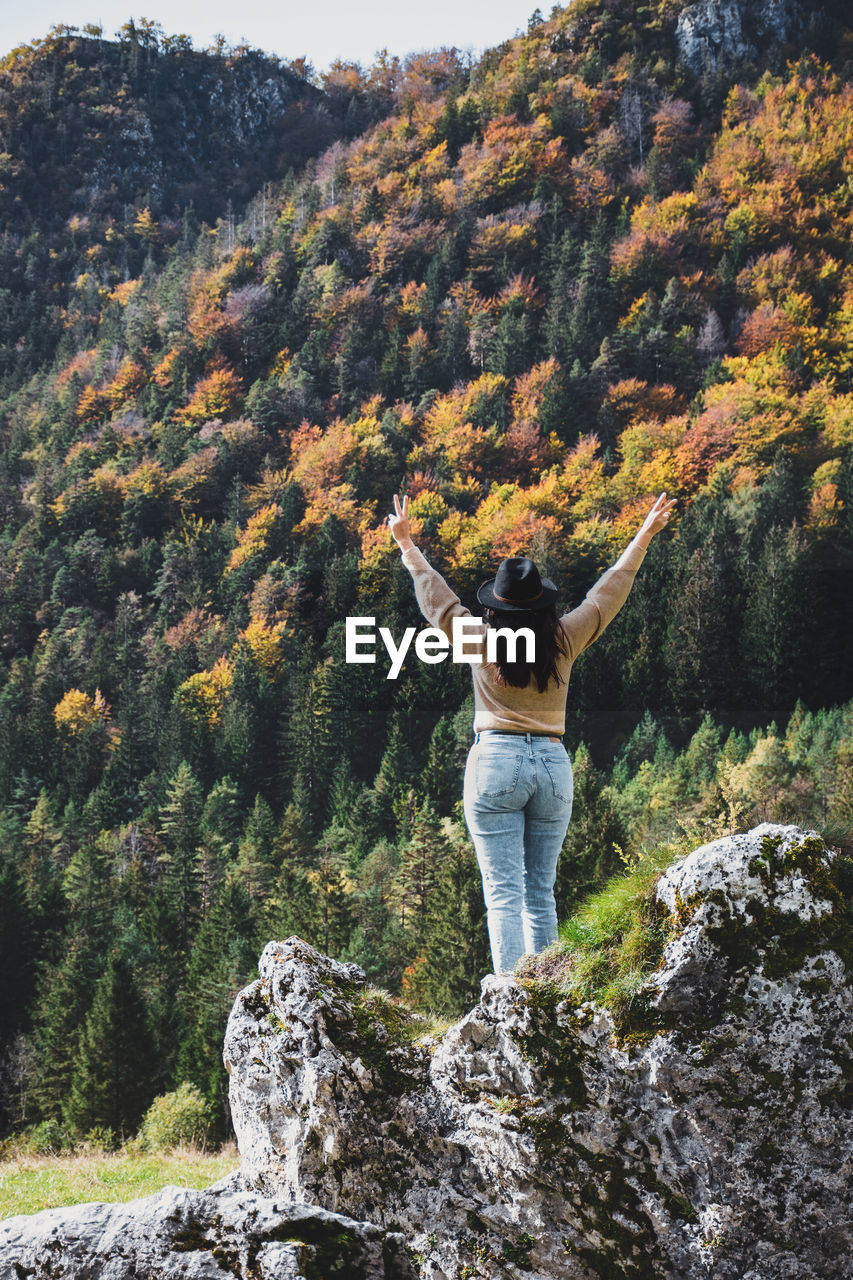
[3,824,850,1279]
[0,1176,416,1279]
[224,824,853,1280]
[675,0,811,74]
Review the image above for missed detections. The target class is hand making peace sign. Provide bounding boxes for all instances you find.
[387,493,414,551]
[636,492,677,547]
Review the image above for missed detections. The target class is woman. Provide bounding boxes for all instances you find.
[387,490,676,973]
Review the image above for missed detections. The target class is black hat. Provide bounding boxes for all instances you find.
[476,557,558,613]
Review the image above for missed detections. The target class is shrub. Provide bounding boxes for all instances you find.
[137,1083,212,1151]
[81,1125,118,1151]
[2,1119,75,1156]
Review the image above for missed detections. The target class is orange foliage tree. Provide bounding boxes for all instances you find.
[176,360,243,426]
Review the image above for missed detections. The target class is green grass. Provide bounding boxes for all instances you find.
[517,838,687,1039]
[0,1143,239,1219]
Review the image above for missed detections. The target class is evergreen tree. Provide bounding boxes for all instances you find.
[312,824,353,956]
[342,838,407,986]
[21,789,63,914]
[235,795,278,901]
[420,716,459,815]
[29,937,100,1123]
[62,835,114,946]
[198,776,242,914]
[65,952,156,1138]
[328,757,359,830]
[612,713,669,789]
[157,762,203,952]
[565,227,615,370]
[741,524,811,724]
[263,802,319,945]
[393,804,445,939]
[374,712,415,837]
[488,310,535,379]
[177,877,257,1134]
[399,819,488,1013]
[664,493,741,724]
[0,859,36,1061]
[287,656,338,831]
[555,744,626,914]
[676,713,725,802]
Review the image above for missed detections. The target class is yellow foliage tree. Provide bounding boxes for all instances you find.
[175,656,234,728]
[296,483,376,539]
[176,361,242,426]
[76,383,109,425]
[720,735,793,824]
[613,415,687,507]
[132,207,159,243]
[122,460,168,501]
[235,619,287,678]
[54,688,120,750]
[109,279,141,306]
[226,504,280,574]
[104,359,146,412]
[152,345,184,389]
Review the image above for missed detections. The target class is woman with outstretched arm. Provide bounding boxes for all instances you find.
[386,491,676,975]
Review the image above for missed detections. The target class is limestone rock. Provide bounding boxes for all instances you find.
[675,0,809,74]
[650,821,833,1011]
[0,1174,416,1280]
[225,824,853,1279]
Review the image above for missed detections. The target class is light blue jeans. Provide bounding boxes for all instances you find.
[463,731,573,974]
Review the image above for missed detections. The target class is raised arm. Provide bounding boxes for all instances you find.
[562,492,676,658]
[387,492,476,642]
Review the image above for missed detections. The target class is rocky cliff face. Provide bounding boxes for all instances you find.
[3,823,851,1280]
[675,0,814,73]
[0,32,338,383]
[223,824,853,1279]
[0,35,331,226]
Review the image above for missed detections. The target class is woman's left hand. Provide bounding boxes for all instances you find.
[387,492,414,551]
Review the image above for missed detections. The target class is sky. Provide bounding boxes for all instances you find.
[0,0,538,71]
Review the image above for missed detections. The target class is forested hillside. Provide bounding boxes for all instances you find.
[1,1,852,1144]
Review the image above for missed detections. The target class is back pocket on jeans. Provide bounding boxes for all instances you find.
[476,751,523,797]
[542,754,572,804]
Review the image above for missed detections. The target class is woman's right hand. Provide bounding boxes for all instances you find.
[387,493,414,551]
[635,492,677,547]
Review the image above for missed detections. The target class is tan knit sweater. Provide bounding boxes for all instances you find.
[401,539,648,735]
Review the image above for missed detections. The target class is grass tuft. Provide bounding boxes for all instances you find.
[517,838,687,1040]
[0,1143,239,1219]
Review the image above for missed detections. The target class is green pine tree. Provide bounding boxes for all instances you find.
[399,817,488,1014]
[177,877,257,1135]
[0,858,36,1107]
[157,761,203,951]
[198,775,242,914]
[21,789,63,914]
[555,744,626,915]
[65,952,156,1139]
[235,795,278,901]
[393,803,445,939]
[313,824,353,956]
[30,937,100,1123]
[263,802,320,946]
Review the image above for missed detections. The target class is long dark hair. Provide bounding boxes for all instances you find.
[483,604,570,692]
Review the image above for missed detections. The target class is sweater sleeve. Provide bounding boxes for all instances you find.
[560,538,648,659]
[400,546,483,647]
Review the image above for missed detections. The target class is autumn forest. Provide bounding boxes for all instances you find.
[1,1,852,1144]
